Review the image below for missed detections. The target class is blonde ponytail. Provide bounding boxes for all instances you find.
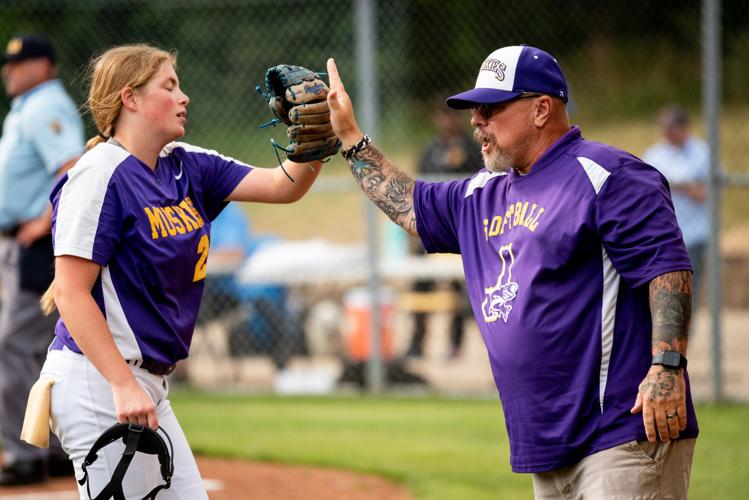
[40,279,56,316]
[85,135,107,151]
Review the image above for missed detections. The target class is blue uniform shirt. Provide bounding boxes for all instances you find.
[642,137,710,247]
[50,141,252,365]
[0,79,84,229]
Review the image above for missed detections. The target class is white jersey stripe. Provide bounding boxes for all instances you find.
[577,155,618,412]
[464,171,506,198]
[54,144,129,259]
[599,247,620,412]
[162,141,252,168]
[577,156,610,194]
[55,143,141,360]
[101,266,142,360]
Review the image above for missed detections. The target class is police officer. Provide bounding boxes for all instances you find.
[0,34,83,486]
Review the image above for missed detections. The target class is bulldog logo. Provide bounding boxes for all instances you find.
[481,243,519,323]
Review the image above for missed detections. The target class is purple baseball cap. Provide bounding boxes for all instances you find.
[446,45,568,109]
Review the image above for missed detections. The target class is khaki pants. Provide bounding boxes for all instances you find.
[532,438,695,499]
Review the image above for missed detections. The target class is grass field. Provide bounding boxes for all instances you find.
[172,392,749,500]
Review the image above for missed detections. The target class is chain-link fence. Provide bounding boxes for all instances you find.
[2,0,747,398]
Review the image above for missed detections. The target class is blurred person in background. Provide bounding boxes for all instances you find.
[34,44,330,498]
[199,202,297,369]
[0,34,82,486]
[406,100,479,359]
[326,45,697,498]
[643,105,709,315]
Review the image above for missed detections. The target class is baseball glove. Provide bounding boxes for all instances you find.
[257,64,340,166]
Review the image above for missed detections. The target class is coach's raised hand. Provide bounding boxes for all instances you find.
[326,58,364,148]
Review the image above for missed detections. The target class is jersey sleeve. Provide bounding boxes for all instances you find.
[413,178,468,254]
[51,161,124,266]
[176,144,252,221]
[23,97,84,174]
[593,162,692,288]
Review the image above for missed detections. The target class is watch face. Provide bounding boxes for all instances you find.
[656,351,687,369]
[662,351,681,367]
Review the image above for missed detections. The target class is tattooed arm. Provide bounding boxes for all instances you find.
[326,58,418,236]
[630,270,692,442]
[650,270,691,355]
[347,144,417,235]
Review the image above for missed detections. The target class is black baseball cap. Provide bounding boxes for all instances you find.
[2,34,56,64]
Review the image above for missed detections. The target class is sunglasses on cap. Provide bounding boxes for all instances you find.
[471,92,545,120]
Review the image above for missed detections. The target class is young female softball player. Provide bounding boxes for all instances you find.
[37,44,328,498]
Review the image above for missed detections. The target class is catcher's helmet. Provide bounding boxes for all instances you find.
[77,423,174,500]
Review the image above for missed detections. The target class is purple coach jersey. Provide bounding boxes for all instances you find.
[50,141,251,365]
[414,127,698,472]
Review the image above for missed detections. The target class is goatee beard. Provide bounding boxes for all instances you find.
[474,128,513,173]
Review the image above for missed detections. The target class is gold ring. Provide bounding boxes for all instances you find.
[666,412,677,419]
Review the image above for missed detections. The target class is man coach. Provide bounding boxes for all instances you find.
[0,34,83,485]
[326,45,697,498]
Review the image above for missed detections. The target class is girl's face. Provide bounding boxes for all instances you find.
[136,61,189,142]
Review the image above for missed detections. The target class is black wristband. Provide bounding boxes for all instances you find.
[342,134,371,160]
[652,351,688,370]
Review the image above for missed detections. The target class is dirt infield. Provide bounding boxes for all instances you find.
[0,456,412,499]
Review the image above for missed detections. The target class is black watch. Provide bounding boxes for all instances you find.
[652,351,688,370]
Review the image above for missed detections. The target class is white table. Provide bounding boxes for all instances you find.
[226,239,465,286]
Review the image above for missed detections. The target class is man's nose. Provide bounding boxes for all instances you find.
[470,110,485,128]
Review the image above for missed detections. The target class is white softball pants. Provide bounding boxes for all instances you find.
[40,346,208,499]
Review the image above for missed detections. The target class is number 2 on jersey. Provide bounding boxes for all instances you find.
[193,234,209,282]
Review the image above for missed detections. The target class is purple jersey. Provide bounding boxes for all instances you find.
[50,141,251,365]
[414,126,698,472]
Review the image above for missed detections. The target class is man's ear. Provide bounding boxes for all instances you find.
[533,96,553,128]
[120,87,137,112]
